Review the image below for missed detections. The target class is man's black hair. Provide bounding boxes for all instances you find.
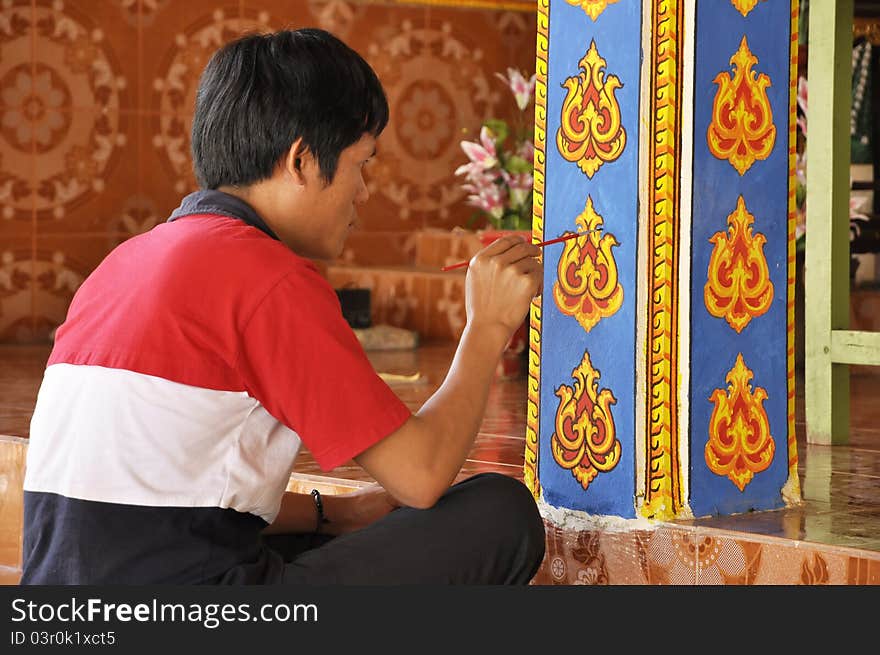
[191,27,389,189]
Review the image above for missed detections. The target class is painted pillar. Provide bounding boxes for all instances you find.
[525,0,801,521]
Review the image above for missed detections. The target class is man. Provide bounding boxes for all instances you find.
[21,28,545,584]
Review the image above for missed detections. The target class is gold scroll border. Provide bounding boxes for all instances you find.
[783,0,801,503]
[642,0,684,521]
[524,0,549,500]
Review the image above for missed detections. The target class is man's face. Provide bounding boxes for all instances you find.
[282,133,375,261]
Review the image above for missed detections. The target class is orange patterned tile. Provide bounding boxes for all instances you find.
[424,275,466,341]
[325,265,431,334]
[535,520,580,585]
[846,554,880,584]
[758,539,851,584]
[36,0,138,112]
[32,235,119,341]
[415,4,537,231]
[687,532,766,585]
[350,2,433,233]
[138,4,255,214]
[685,529,863,585]
[140,1,250,116]
[413,227,483,268]
[353,4,487,232]
[238,1,434,233]
[622,524,698,584]
[239,0,326,31]
[33,108,136,234]
[368,270,430,332]
[534,518,675,585]
[340,230,417,267]
[139,111,195,222]
[0,237,34,344]
[0,0,35,233]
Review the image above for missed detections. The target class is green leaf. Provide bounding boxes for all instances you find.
[483,118,509,145]
[796,182,806,209]
[504,155,532,174]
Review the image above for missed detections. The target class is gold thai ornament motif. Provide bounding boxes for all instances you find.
[706,353,775,491]
[553,196,623,332]
[556,40,626,179]
[565,0,619,21]
[642,0,684,521]
[552,350,620,490]
[731,0,764,18]
[524,0,551,500]
[704,196,774,333]
[707,36,776,175]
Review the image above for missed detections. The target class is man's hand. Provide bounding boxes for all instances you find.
[465,234,543,338]
[263,485,402,537]
[322,484,402,535]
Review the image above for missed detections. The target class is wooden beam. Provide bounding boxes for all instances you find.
[831,330,880,366]
[804,0,853,445]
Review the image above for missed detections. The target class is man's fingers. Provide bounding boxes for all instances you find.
[479,234,531,257]
[492,240,541,268]
[516,258,544,294]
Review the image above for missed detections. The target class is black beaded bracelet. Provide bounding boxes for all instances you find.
[310,489,329,535]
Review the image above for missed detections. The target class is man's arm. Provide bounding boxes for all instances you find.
[263,484,401,536]
[354,235,542,509]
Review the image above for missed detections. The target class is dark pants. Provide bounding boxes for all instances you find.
[261,473,546,585]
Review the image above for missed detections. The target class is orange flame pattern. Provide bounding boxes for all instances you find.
[707,353,775,491]
[707,36,776,175]
[565,0,619,20]
[552,350,620,490]
[704,196,774,332]
[556,40,626,179]
[731,0,762,17]
[552,197,623,331]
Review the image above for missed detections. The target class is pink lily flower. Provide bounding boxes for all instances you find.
[460,126,498,170]
[797,76,807,135]
[501,171,533,207]
[517,139,534,163]
[495,68,537,111]
[467,183,507,220]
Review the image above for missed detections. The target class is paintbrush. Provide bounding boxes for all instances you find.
[439,227,603,272]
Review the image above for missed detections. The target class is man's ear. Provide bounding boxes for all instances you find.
[283,138,310,185]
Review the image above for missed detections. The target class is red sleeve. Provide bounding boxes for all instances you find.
[235,263,413,471]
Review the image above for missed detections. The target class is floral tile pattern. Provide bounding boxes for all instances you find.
[0,238,34,343]
[0,0,536,344]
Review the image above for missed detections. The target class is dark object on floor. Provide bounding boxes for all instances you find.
[336,288,372,329]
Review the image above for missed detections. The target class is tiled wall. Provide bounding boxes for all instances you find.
[0,0,537,343]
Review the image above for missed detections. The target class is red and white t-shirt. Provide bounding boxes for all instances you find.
[22,197,411,584]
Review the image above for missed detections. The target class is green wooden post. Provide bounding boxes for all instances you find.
[804,0,853,445]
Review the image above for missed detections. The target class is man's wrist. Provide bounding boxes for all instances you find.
[310,489,331,535]
[461,320,511,354]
